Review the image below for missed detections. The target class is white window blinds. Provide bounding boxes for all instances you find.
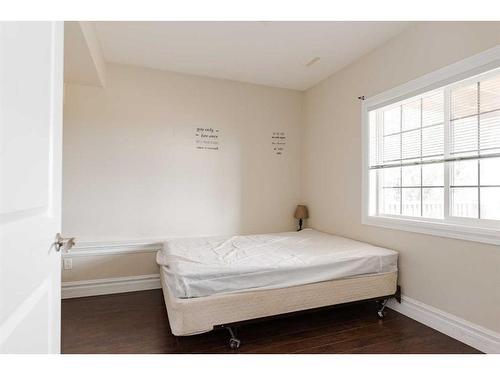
[449,73,500,220]
[368,68,500,220]
[369,91,445,169]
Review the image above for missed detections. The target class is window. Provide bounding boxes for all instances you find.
[362,48,500,245]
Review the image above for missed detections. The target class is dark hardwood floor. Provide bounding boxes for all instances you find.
[61,289,481,354]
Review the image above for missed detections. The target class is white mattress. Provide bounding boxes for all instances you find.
[156,229,398,299]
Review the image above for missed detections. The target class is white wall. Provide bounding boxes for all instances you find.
[302,22,500,333]
[63,64,302,280]
[63,64,303,240]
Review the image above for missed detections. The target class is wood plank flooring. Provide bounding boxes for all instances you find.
[61,289,481,354]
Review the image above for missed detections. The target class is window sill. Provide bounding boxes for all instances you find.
[362,215,500,246]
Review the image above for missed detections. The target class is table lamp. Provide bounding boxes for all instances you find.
[294,205,309,231]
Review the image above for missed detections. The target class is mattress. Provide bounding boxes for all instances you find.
[156,229,398,298]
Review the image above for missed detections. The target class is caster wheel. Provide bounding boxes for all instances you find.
[229,338,241,350]
[377,310,385,319]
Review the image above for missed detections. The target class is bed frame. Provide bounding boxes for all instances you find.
[160,268,401,349]
[219,286,401,349]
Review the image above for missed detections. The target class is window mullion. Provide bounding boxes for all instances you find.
[420,98,423,217]
[399,105,403,215]
[477,82,481,219]
[376,110,383,216]
[444,88,451,219]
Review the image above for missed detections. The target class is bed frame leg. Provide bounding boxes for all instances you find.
[395,285,402,304]
[377,285,401,319]
[226,326,241,350]
[377,298,389,319]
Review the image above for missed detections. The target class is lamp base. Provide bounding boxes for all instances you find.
[297,218,303,231]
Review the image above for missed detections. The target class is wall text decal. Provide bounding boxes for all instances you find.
[195,127,220,151]
[272,131,286,155]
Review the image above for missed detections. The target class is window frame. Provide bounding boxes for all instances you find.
[361,45,500,245]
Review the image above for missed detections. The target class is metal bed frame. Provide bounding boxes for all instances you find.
[216,285,402,349]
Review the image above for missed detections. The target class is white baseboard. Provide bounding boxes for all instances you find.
[61,274,161,299]
[388,295,500,354]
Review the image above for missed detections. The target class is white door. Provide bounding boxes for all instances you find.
[0,22,64,353]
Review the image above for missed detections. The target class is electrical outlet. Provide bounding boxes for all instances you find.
[63,258,72,270]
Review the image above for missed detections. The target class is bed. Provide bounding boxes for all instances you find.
[156,229,400,349]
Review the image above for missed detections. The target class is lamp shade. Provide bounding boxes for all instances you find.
[294,205,309,219]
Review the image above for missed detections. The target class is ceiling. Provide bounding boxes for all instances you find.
[93,21,413,91]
